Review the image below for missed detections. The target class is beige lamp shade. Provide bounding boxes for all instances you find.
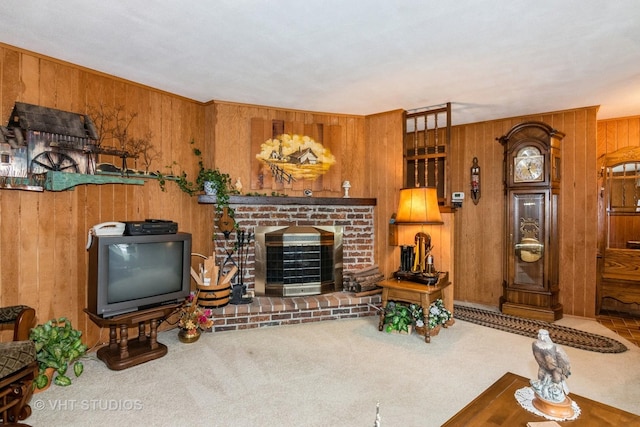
[395,187,443,224]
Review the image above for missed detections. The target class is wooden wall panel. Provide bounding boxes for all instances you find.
[212,101,365,198]
[0,40,633,345]
[447,108,599,317]
[449,121,506,306]
[2,49,17,117]
[364,110,405,277]
[596,115,640,313]
[0,44,209,343]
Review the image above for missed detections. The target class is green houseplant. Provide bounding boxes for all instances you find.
[383,300,453,335]
[29,317,88,389]
[382,301,414,334]
[165,140,234,213]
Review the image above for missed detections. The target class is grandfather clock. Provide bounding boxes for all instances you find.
[498,122,565,322]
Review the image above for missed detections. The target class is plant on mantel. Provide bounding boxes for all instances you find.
[158,139,235,214]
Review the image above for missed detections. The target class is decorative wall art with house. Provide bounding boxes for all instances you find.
[256,133,336,184]
[250,118,342,194]
[0,102,100,178]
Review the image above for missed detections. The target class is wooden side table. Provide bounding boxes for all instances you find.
[377,277,452,343]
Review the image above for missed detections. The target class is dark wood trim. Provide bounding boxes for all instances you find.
[198,195,377,206]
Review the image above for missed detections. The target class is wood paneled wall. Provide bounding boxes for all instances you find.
[365,107,599,318]
[596,115,640,312]
[449,108,599,317]
[0,44,212,343]
[0,44,369,343]
[0,41,623,345]
[597,116,640,154]
[207,101,365,198]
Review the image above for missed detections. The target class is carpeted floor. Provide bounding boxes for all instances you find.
[26,313,640,427]
[453,304,628,353]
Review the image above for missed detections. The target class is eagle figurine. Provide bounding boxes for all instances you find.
[531,329,572,402]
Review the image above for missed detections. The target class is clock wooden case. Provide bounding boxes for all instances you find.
[498,122,565,322]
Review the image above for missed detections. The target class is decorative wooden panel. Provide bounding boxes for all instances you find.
[603,249,640,282]
[249,118,343,193]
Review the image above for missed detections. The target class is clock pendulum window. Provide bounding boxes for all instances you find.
[498,122,565,322]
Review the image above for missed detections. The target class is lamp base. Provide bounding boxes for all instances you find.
[393,271,446,285]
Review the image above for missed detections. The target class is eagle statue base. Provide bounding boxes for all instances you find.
[532,392,575,419]
[529,328,576,419]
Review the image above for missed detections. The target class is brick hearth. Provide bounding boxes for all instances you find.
[210,292,381,331]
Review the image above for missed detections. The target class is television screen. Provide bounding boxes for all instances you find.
[107,241,184,304]
[88,232,192,318]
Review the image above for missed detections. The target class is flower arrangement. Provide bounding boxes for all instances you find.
[409,304,424,327]
[426,299,453,329]
[178,294,213,334]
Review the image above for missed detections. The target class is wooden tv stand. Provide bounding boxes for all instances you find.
[85,304,180,370]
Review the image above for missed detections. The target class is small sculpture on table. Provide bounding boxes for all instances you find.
[530,329,575,418]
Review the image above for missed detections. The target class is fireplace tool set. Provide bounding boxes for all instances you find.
[222,228,254,305]
[214,207,253,305]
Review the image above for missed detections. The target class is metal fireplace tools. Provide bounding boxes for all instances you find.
[222,228,253,305]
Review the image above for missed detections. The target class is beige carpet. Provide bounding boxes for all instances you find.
[27,311,640,426]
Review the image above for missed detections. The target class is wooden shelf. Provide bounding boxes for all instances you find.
[45,171,145,191]
[198,195,377,206]
[0,182,44,192]
[1,172,146,192]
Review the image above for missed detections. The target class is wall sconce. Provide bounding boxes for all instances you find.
[471,157,481,205]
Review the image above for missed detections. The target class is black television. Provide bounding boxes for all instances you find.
[87,232,192,318]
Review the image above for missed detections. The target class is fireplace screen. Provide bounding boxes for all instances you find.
[255,226,343,296]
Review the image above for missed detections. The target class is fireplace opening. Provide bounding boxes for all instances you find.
[255,226,343,297]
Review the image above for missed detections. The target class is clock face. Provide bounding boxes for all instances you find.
[514,146,544,183]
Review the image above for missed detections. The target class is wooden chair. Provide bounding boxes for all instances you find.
[0,306,38,426]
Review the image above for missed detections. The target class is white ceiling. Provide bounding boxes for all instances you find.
[1,0,639,125]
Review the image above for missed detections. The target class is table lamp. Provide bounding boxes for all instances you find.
[394,186,443,284]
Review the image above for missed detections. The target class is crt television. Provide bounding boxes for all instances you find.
[87,232,192,318]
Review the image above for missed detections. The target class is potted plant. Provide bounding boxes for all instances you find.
[198,166,232,203]
[384,300,453,337]
[167,140,234,213]
[426,298,453,331]
[382,301,414,334]
[29,317,88,389]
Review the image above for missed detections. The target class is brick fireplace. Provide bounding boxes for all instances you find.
[198,195,381,331]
